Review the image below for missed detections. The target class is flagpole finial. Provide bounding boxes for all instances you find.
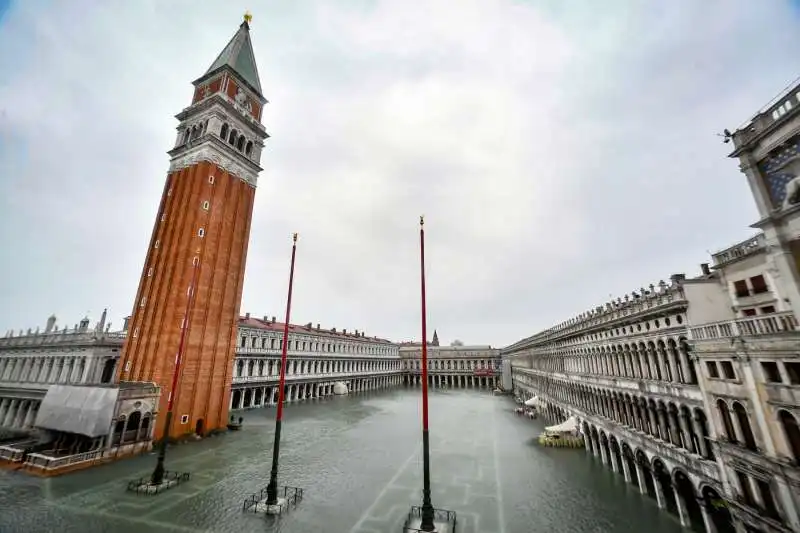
[293,232,298,243]
[420,215,425,227]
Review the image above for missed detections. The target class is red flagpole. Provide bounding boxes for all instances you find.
[266,232,298,505]
[419,215,436,530]
[420,217,430,430]
[151,246,202,485]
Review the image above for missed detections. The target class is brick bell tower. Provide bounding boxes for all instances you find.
[118,14,268,441]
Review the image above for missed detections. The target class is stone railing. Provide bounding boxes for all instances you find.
[504,288,688,352]
[711,234,766,266]
[689,312,798,341]
[0,330,126,348]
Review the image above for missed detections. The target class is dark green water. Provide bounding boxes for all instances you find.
[0,388,683,532]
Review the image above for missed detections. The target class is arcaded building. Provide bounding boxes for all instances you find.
[505,78,800,533]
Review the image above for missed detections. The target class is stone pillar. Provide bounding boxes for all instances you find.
[774,478,800,531]
[620,454,632,483]
[673,484,690,528]
[766,237,800,321]
[699,501,718,533]
[657,407,670,442]
[635,463,647,495]
[692,415,710,458]
[653,477,666,509]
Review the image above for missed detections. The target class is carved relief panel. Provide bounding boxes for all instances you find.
[759,137,800,210]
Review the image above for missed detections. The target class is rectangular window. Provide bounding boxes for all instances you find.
[154,240,160,249]
[133,327,139,338]
[733,280,749,298]
[180,415,189,424]
[761,361,782,383]
[706,361,719,378]
[721,361,736,380]
[147,267,153,277]
[742,308,757,317]
[760,305,775,314]
[198,228,205,237]
[750,274,768,294]
[208,175,215,184]
[240,337,246,348]
[785,362,800,384]
[202,200,210,210]
[139,297,146,307]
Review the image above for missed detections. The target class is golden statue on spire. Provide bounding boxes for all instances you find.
[420,215,425,227]
[244,11,253,24]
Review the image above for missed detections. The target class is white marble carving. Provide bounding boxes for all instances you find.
[169,144,258,187]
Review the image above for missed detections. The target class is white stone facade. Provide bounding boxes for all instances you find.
[398,342,501,390]
[230,316,403,409]
[505,274,742,532]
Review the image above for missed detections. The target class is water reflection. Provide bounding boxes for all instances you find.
[0,389,685,533]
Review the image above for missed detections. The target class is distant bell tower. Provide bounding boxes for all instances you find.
[118,14,268,441]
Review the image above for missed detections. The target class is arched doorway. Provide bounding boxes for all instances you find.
[609,436,624,475]
[653,459,678,516]
[622,443,638,487]
[636,450,657,500]
[195,418,204,436]
[673,470,704,530]
[701,486,735,533]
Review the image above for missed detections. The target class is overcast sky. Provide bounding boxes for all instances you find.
[0,1,798,347]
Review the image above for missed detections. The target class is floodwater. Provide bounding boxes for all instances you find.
[0,388,684,533]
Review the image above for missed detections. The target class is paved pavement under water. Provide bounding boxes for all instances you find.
[0,388,685,533]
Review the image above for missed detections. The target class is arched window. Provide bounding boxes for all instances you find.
[198,228,205,238]
[717,399,737,442]
[732,402,757,450]
[220,123,229,139]
[237,136,245,152]
[245,141,253,156]
[778,409,800,462]
[228,130,236,145]
[184,128,191,144]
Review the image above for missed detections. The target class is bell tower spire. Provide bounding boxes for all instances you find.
[118,16,269,442]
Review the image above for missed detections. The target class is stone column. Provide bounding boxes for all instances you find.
[620,454,632,483]
[673,484,690,527]
[635,463,647,495]
[653,477,666,509]
[774,478,800,531]
[692,415,710,458]
[699,501,718,533]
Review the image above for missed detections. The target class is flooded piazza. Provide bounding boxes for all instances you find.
[0,389,685,533]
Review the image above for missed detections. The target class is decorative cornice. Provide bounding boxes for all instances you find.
[169,144,259,187]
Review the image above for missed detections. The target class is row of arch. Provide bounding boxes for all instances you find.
[404,359,497,371]
[528,336,698,385]
[717,397,800,463]
[234,357,401,379]
[516,371,715,460]
[584,421,735,532]
[219,123,253,157]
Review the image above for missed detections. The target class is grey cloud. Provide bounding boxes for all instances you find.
[0,0,798,347]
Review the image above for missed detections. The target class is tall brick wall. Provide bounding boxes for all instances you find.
[118,160,255,440]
